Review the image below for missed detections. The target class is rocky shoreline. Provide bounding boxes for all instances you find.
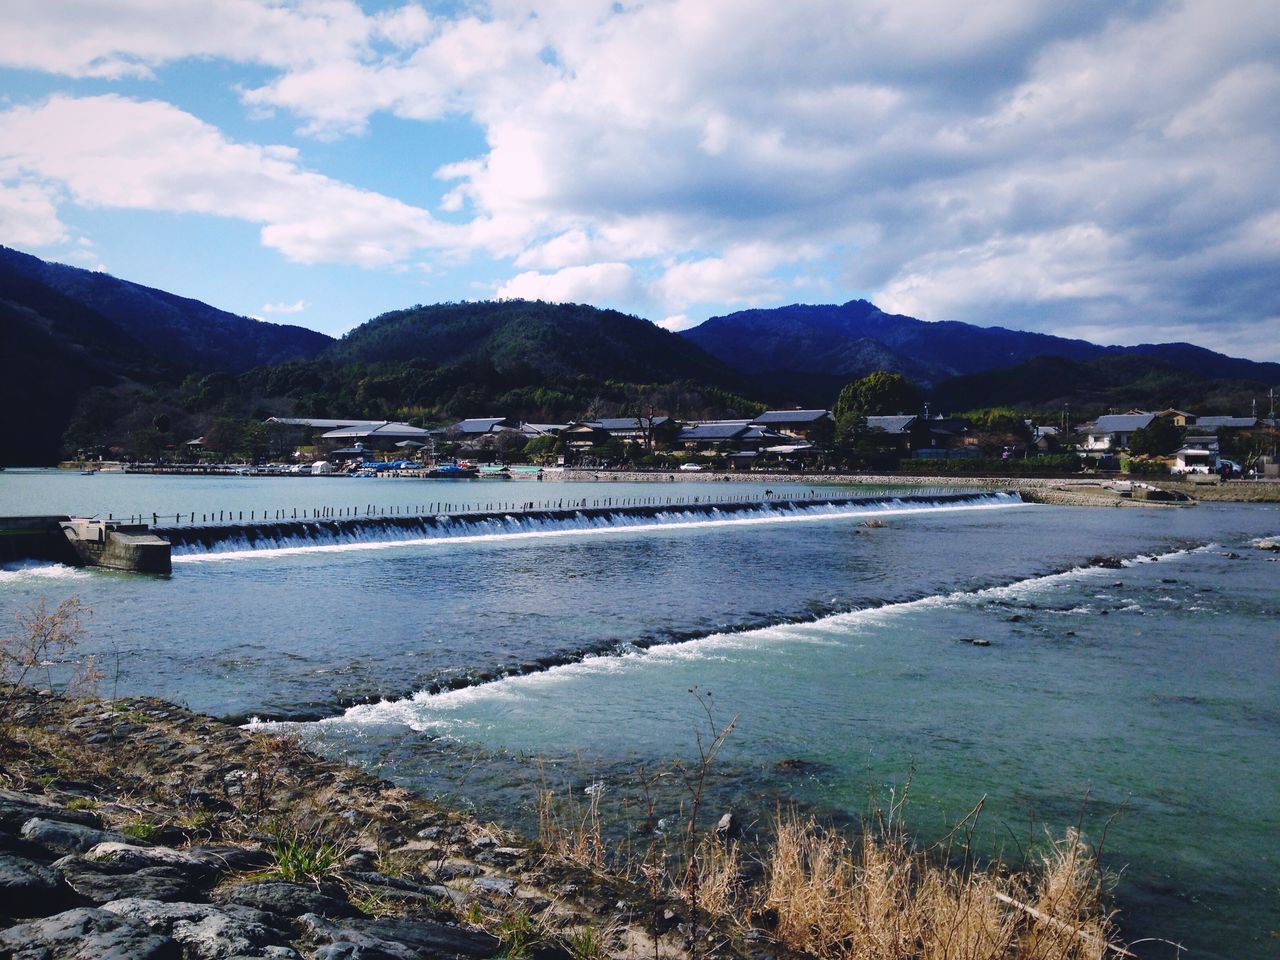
[0,691,725,960]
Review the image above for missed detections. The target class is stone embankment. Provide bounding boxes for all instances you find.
[0,692,716,960]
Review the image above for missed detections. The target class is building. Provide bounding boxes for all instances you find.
[319,421,432,452]
[749,409,835,441]
[1081,413,1156,452]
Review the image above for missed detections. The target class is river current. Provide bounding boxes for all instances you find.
[1,469,1276,958]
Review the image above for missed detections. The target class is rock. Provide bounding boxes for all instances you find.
[86,842,218,877]
[55,855,204,905]
[1089,555,1124,569]
[0,826,57,861]
[22,817,142,855]
[1255,538,1280,551]
[101,898,293,959]
[0,789,101,832]
[0,852,77,918]
[470,876,516,898]
[214,880,361,919]
[301,913,501,959]
[0,906,180,959]
[714,812,740,839]
[473,846,528,866]
[184,845,274,874]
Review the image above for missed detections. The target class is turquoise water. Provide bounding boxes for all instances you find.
[1,469,1277,957]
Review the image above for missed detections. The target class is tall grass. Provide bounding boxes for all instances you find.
[764,811,1124,960]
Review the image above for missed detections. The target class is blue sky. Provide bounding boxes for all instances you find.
[2,0,1278,360]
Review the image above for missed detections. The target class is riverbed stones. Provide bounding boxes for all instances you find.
[0,789,101,832]
[86,841,218,877]
[101,898,296,959]
[301,913,502,959]
[0,852,74,918]
[54,854,204,905]
[214,880,361,919]
[21,817,141,855]
[0,907,181,960]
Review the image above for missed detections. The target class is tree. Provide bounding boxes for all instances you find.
[834,371,923,418]
[1128,416,1183,456]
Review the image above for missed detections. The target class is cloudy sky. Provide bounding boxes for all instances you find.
[2,0,1278,359]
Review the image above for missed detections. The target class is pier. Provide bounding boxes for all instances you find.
[0,516,171,575]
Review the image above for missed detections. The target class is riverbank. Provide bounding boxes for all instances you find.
[562,470,1220,507]
[1,690,1131,960]
[0,689,682,960]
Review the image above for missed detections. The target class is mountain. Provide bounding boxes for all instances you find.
[931,353,1271,416]
[327,299,740,387]
[0,246,333,374]
[0,247,334,465]
[683,300,1280,405]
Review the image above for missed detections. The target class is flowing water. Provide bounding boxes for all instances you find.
[1,469,1277,958]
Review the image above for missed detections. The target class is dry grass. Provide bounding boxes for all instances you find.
[763,811,1124,960]
[536,772,607,873]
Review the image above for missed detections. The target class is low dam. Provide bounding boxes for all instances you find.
[3,491,1023,573]
[158,490,1021,556]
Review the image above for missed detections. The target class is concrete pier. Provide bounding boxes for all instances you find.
[0,516,171,575]
[59,519,172,575]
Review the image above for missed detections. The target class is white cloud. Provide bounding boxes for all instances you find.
[495,262,638,305]
[0,95,460,266]
[653,245,805,311]
[655,314,694,332]
[261,299,307,314]
[2,0,1279,352]
[0,181,68,246]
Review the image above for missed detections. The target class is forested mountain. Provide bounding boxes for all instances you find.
[931,354,1271,417]
[328,300,740,386]
[683,300,1280,405]
[0,246,333,373]
[5,244,1277,465]
[0,248,336,465]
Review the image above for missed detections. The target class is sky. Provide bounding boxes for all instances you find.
[1,1,1278,360]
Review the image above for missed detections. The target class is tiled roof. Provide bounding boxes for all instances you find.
[751,409,832,424]
[1091,414,1155,433]
[866,415,917,434]
[1194,416,1258,429]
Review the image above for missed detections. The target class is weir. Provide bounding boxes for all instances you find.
[158,491,1018,555]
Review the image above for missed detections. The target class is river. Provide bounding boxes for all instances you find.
[1,468,1276,958]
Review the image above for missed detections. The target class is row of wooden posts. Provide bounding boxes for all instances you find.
[104,486,959,527]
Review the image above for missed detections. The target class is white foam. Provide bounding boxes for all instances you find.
[176,496,1025,563]
[0,561,90,586]
[297,536,1220,736]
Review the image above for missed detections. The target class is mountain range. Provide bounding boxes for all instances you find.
[2,246,1276,465]
[683,300,1280,405]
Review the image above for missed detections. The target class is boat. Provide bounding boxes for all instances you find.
[479,466,513,479]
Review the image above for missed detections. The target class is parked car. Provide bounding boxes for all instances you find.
[679,463,704,472]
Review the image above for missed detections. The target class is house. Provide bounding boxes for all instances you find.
[1172,435,1219,474]
[320,421,432,452]
[749,409,835,441]
[1154,408,1197,427]
[675,421,790,453]
[265,417,383,446]
[1081,414,1155,452]
[447,417,520,438]
[1193,416,1258,431]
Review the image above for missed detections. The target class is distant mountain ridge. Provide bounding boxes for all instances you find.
[0,246,333,373]
[0,246,333,465]
[682,300,1280,403]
